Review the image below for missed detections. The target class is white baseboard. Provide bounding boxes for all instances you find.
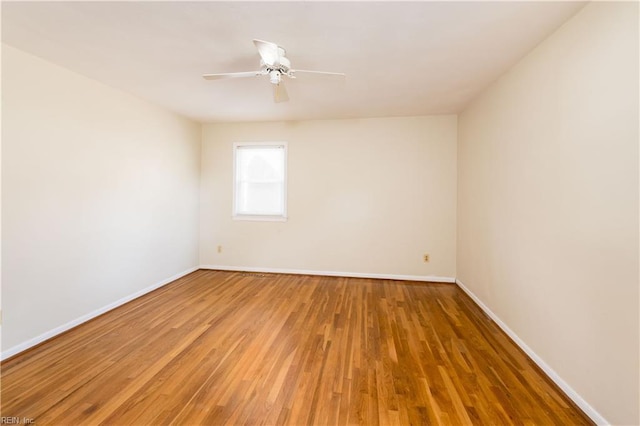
[200,264,455,283]
[455,278,608,426]
[1,266,199,361]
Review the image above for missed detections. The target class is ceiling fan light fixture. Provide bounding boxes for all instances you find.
[269,70,281,85]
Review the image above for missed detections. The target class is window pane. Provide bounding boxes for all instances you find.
[237,182,284,215]
[236,147,284,182]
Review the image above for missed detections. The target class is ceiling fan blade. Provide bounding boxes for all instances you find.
[273,82,289,103]
[290,69,346,78]
[253,39,280,66]
[202,71,261,80]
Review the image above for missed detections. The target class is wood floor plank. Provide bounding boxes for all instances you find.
[1,270,593,425]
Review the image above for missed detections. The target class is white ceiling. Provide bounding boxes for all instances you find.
[2,1,585,123]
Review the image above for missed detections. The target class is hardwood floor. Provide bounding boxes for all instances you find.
[1,270,592,425]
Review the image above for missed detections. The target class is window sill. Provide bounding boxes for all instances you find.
[233,215,288,222]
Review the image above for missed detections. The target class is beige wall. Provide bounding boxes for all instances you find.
[457,2,638,424]
[200,116,457,279]
[2,45,201,354]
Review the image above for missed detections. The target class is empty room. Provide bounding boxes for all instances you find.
[1,1,638,425]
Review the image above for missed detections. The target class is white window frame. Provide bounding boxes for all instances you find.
[232,141,288,222]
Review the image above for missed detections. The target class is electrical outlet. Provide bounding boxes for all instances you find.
[423,254,430,263]
[217,245,223,254]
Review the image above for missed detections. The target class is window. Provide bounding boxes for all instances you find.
[233,142,287,221]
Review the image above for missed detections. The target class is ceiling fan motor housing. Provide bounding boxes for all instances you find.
[277,56,291,70]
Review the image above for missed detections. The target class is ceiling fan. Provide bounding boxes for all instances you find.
[202,39,345,103]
